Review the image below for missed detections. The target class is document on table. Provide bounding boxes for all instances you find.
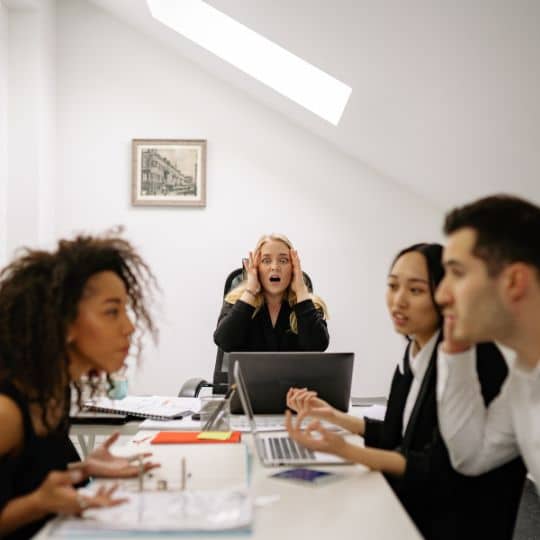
[141,414,287,432]
[49,488,253,535]
[121,435,250,491]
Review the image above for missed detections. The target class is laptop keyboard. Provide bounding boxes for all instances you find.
[263,436,315,462]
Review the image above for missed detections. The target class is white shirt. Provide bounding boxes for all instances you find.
[400,330,440,436]
[437,346,540,486]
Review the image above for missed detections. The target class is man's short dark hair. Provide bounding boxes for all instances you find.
[444,194,540,276]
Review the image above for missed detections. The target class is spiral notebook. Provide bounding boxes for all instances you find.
[83,396,199,421]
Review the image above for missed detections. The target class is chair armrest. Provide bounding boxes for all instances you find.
[178,377,211,397]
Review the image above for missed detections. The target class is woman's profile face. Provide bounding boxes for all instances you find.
[386,251,440,339]
[257,239,293,296]
[67,270,135,375]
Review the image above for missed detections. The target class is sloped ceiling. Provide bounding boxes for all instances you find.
[89,0,540,208]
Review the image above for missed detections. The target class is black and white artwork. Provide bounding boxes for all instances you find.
[132,139,206,207]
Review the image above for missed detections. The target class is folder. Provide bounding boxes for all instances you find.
[151,431,242,444]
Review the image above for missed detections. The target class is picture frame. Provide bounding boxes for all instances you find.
[131,139,206,207]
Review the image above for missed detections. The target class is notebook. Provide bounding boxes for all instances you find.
[151,431,242,444]
[83,396,197,421]
[70,410,128,425]
[233,361,348,467]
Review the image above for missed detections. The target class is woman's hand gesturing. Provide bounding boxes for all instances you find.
[286,387,336,421]
[34,469,127,516]
[70,432,160,479]
[285,410,347,457]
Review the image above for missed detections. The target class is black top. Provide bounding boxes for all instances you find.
[214,299,329,352]
[212,299,329,390]
[363,338,526,540]
[0,381,81,540]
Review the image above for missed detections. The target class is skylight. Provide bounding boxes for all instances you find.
[146,0,352,125]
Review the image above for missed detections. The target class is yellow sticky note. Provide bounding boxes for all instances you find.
[197,431,233,441]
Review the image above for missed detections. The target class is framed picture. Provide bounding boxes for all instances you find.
[132,139,206,207]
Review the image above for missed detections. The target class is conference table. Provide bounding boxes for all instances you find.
[35,424,422,539]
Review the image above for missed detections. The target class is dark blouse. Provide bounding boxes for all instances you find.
[213,299,329,352]
[363,340,526,540]
[0,381,81,540]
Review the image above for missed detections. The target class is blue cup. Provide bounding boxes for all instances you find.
[108,377,128,400]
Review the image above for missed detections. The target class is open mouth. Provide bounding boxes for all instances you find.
[269,276,281,283]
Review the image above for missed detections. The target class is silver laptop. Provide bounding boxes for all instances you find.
[233,361,348,467]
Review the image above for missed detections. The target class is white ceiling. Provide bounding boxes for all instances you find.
[89,0,540,209]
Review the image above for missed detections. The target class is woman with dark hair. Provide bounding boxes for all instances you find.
[286,243,525,540]
[0,231,159,539]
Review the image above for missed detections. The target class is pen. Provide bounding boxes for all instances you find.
[201,384,236,431]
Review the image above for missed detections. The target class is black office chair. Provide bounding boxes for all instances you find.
[178,268,313,397]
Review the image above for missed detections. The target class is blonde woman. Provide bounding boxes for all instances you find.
[213,234,329,357]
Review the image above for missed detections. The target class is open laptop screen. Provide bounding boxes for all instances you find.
[233,361,258,434]
[226,352,354,414]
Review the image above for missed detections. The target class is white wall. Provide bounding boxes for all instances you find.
[53,0,441,398]
[0,1,8,267]
[6,0,56,260]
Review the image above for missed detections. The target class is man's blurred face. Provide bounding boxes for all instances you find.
[436,228,512,342]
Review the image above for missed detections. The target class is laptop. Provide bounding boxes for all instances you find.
[226,352,354,414]
[233,361,349,467]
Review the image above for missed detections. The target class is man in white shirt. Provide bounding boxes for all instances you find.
[435,194,540,487]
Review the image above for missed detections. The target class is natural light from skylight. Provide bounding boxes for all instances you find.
[146,0,352,125]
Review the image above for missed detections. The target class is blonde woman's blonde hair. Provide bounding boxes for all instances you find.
[225,233,329,333]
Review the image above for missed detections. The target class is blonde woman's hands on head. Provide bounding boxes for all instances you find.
[285,410,347,457]
[245,250,261,292]
[286,388,336,421]
[239,251,261,306]
[69,432,160,478]
[290,249,310,302]
[33,469,127,516]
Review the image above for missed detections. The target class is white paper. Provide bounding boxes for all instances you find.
[51,488,252,534]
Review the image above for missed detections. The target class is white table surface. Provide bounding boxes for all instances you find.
[38,428,422,540]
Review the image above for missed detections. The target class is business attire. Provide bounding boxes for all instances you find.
[0,381,81,540]
[437,347,540,487]
[212,299,329,387]
[363,333,526,540]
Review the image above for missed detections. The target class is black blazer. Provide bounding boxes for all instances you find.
[364,337,526,540]
[213,299,329,352]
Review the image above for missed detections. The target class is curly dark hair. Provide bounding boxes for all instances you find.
[0,229,158,431]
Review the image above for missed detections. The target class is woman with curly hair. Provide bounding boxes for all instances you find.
[213,233,329,357]
[0,231,159,539]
